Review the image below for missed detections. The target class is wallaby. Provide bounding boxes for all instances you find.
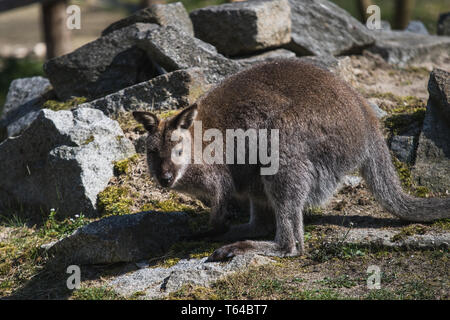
[133,59,450,262]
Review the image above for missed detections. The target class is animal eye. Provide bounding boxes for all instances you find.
[177,149,182,156]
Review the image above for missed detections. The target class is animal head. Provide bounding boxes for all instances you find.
[132,104,197,188]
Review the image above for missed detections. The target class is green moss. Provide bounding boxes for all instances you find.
[157,109,179,119]
[392,156,413,190]
[42,97,87,111]
[170,241,221,260]
[140,193,207,216]
[405,66,430,76]
[317,275,359,289]
[432,219,450,231]
[168,284,219,300]
[96,186,132,216]
[391,155,431,197]
[391,224,427,242]
[82,135,94,145]
[113,154,138,176]
[115,113,146,134]
[71,286,123,300]
[140,199,195,213]
[414,186,431,198]
[384,108,426,135]
[305,206,324,215]
[148,241,221,270]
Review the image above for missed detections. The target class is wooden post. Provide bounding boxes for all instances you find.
[393,0,415,30]
[356,0,373,23]
[42,0,71,59]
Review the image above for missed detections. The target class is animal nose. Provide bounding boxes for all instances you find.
[161,171,173,182]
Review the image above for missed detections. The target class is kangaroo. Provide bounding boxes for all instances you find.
[133,59,450,262]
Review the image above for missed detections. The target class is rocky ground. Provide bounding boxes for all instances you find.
[0,0,449,300]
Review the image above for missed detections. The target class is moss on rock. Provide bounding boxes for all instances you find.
[96,186,132,216]
[391,155,431,197]
[42,97,87,111]
[113,154,138,176]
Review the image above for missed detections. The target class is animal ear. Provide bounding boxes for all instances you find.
[132,111,159,132]
[171,104,198,130]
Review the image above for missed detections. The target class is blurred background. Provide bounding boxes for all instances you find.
[0,0,449,107]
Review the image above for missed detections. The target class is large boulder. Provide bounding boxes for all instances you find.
[44,211,197,265]
[190,0,291,56]
[413,69,450,192]
[77,68,209,116]
[0,76,53,140]
[44,23,160,101]
[0,108,135,217]
[102,2,193,37]
[137,25,242,84]
[437,12,450,36]
[287,0,375,56]
[368,31,450,66]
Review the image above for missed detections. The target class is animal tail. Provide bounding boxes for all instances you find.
[360,133,450,222]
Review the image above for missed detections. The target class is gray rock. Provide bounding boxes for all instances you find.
[102,2,193,37]
[0,108,135,217]
[78,68,209,116]
[368,31,450,66]
[44,23,160,101]
[297,55,340,72]
[235,49,296,67]
[108,254,272,299]
[340,175,363,188]
[0,77,53,140]
[390,135,416,163]
[341,228,449,249]
[405,20,429,35]
[287,0,375,56]
[413,69,450,192]
[44,211,205,265]
[1,76,51,117]
[380,20,392,31]
[437,12,450,36]
[137,25,242,84]
[190,0,291,56]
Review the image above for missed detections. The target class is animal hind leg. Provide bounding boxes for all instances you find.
[206,171,308,261]
[211,198,275,242]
